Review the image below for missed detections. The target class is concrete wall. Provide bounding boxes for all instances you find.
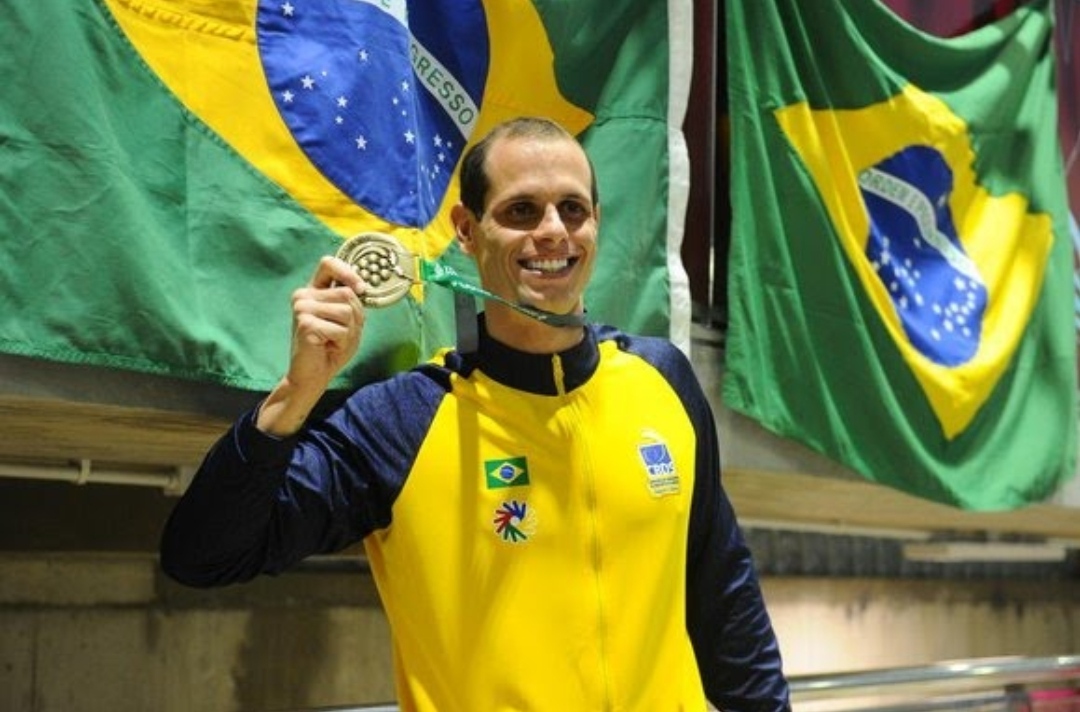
[3,551,1080,712]
[766,578,1080,675]
[0,554,395,712]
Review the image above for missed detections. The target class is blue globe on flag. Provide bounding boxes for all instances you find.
[258,0,489,227]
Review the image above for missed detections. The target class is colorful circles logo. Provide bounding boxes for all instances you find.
[492,500,537,544]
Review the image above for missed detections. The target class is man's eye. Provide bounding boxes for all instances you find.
[506,203,539,222]
[559,201,590,222]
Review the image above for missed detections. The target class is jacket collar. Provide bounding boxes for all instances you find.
[472,315,600,395]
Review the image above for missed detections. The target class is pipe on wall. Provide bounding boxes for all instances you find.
[0,459,193,495]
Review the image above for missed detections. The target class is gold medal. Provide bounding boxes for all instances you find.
[335,232,418,307]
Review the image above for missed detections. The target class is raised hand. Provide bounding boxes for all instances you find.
[256,256,367,437]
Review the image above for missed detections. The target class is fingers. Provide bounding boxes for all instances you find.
[275,255,371,398]
[297,256,367,329]
[292,283,364,343]
[311,255,366,293]
[288,256,368,357]
[292,300,362,348]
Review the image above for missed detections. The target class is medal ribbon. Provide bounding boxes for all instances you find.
[418,259,586,328]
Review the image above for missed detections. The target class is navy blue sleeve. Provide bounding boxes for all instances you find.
[615,331,791,712]
[160,368,449,588]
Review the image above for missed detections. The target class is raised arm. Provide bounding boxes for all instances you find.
[159,256,369,586]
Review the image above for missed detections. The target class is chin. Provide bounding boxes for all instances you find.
[535,300,581,317]
[518,286,582,315]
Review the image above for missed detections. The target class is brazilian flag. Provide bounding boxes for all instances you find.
[723,0,1078,510]
[0,0,690,389]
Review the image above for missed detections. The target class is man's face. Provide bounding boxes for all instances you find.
[455,135,599,318]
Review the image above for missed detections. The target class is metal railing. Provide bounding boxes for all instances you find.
[791,655,1080,712]
[293,655,1080,712]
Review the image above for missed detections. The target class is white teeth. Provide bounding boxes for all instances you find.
[524,258,569,273]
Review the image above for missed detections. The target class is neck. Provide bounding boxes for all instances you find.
[483,303,585,354]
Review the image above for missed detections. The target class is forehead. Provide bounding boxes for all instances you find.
[483,135,593,199]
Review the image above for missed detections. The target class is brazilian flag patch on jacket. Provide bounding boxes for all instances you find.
[485,457,530,489]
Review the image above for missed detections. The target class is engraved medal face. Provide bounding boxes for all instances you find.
[335,232,417,307]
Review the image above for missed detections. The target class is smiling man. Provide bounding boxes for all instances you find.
[160,116,790,712]
[451,117,599,354]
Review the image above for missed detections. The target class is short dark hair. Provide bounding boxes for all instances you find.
[458,116,599,217]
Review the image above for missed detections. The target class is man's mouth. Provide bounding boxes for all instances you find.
[520,256,578,274]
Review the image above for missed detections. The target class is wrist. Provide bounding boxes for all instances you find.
[255,376,326,437]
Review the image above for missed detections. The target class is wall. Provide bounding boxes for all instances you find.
[3,549,1080,712]
[0,553,395,712]
[766,578,1080,675]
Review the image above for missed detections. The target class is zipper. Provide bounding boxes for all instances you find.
[556,351,614,709]
[551,353,566,396]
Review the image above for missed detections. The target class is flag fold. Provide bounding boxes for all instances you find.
[723,0,1077,510]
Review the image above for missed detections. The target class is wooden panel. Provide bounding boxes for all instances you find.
[3,393,1080,544]
[0,396,228,467]
[727,468,1080,542]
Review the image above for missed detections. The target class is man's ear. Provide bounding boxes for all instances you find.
[451,203,475,255]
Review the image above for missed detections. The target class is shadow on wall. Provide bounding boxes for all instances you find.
[235,607,338,711]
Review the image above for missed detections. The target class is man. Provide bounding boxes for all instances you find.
[160,116,790,711]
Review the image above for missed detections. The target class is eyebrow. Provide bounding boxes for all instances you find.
[500,188,593,203]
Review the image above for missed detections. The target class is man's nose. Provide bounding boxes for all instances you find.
[534,204,568,239]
